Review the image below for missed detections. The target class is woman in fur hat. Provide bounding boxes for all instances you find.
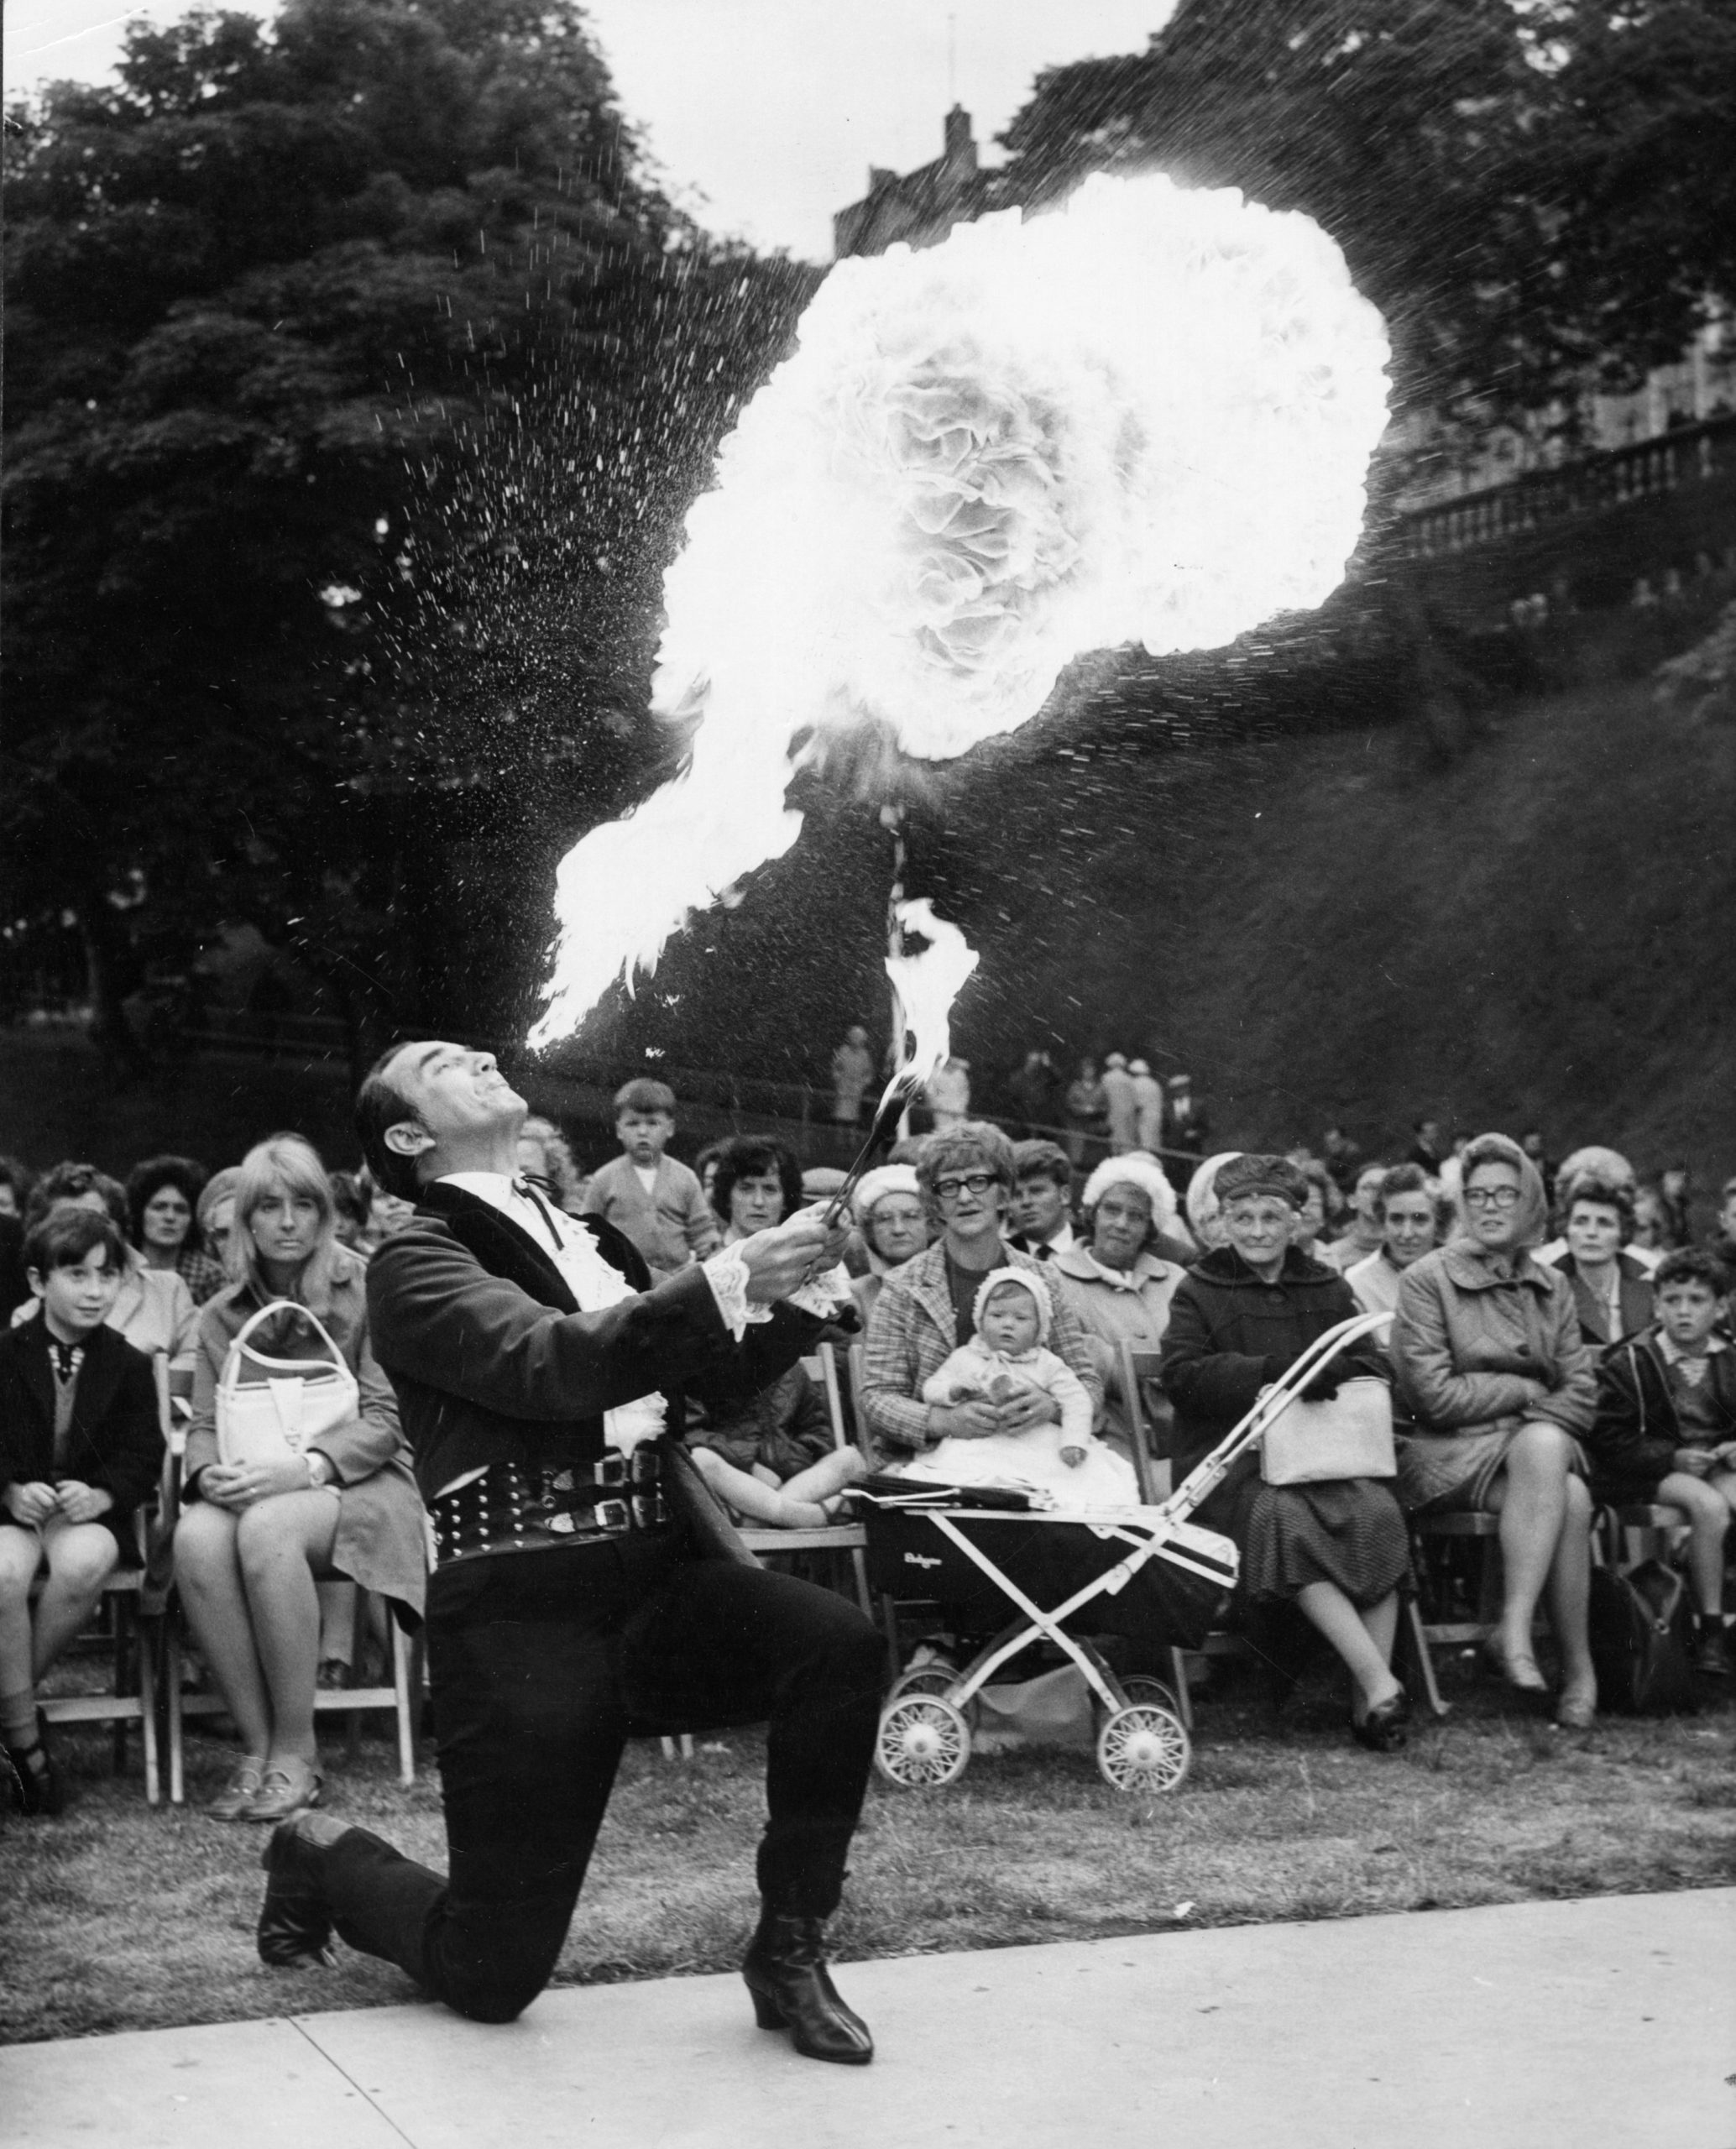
[1159,1154,1413,1752]
[1051,1156,1188,1457]
[848,1165,930,1329]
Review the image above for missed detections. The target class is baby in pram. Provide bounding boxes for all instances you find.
[904,1269,1138,1507]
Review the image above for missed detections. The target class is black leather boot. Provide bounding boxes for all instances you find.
[258,1812,347,1968]
[742,1909,873,2065]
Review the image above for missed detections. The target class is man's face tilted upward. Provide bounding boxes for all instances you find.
[382,1043,527,1169]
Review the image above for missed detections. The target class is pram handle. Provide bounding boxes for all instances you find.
[1156,1310,1394,1524]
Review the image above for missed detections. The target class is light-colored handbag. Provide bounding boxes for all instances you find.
[1259,1376,1396,1486]
[216,1299,358,1467]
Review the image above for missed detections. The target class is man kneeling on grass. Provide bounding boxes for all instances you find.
[0,1209,164,1813]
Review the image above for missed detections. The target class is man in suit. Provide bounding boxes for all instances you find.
[255,1042,884,2063]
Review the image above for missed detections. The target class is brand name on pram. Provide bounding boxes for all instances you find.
[902,1552,943,1570]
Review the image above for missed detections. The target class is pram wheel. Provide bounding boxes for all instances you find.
[1118,1674,1183,1718]
[887,1665,956,1702]
[875,1695,970,1789]
[1096,1703,1190,1794]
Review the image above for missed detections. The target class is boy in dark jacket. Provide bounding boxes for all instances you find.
[0,1208,164,1812]
[1588,1248,1735,1676]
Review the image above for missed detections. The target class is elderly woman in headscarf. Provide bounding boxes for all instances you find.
[1390,1132,1599,1729]
[1184,1152,1244,1252]
[848,1164,931,1327]
[1052,1155,1187,1457]
[1159,1154,1411,1750]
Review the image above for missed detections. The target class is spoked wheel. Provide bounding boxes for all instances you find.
[1120,1674,1184,1718]
[887,1665,957,1702]
[876,1695,971,1789]
[1096,1703,1190,1794]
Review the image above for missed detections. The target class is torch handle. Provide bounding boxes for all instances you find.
[819,1077,921,1226]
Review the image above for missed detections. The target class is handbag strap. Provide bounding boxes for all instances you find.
[221,1298,350,1391]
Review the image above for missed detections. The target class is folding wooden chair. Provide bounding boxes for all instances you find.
[35,1353,169,1803]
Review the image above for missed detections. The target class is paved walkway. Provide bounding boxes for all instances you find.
[6,1890,1732,2148]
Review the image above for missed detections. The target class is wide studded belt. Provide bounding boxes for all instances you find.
[430,1452,670,1571]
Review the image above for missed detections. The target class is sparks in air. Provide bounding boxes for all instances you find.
[527,170,1391,1047]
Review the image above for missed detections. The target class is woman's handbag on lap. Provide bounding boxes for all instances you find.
[1259,1377,1397,1485]
[216,1299,358,1467]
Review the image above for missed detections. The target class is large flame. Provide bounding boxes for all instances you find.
[881,897,980,1106]
[529,170,1389,1044]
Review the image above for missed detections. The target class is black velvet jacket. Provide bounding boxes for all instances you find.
[365,1183,826,1502]
[0,1319,164,1557]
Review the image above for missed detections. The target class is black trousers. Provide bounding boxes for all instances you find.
[313,1535,885,2023]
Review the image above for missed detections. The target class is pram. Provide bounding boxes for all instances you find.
[857,1310,1393,1794]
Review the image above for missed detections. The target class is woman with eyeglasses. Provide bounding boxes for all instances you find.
[1390,1132,1599,1729]
[859,1123,1102,1466]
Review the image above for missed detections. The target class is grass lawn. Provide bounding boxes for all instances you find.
[5,1653,1734,2047]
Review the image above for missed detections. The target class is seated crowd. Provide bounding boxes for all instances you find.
[3,1073,1733,1814]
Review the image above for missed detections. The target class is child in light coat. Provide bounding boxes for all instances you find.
[907,1269,1137,1505]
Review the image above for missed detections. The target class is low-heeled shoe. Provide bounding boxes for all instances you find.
[1352,1687,1411,1754]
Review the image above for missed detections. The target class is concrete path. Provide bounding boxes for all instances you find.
[6,1890,1732,2149]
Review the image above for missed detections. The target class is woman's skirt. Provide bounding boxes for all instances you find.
[1240,1477,1411,1608]
[1397,1423,1587,1517]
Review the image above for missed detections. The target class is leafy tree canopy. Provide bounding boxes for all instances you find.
[3,0,814,1053]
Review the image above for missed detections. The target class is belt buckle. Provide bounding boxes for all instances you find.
[596,1452,627,1489]
[631,1491,667,1530]
[593,1498,630,1533]
[629,1447,661,1488]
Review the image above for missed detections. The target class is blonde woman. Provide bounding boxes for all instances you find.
[175,1135,425,1821]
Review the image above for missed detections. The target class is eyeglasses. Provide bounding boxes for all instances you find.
[933,1173,996,1201]
[1464,1186,1522,1210]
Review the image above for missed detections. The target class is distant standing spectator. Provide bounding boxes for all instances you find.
[1345,1166,1452,1318]
[1063,1058,1107,1164]
[1406,1119,1446,1173]
[830,1027,876,1127]
[1101,1054,1137,1154]
[1293,1160,1336,1255]
[1630,1185,1670,1257]
[1320,1163,1388,1276]
[1164,1074,1208,1174]
[924,1057,971,1134]
[1438,1134,1469,1205]
[1657,1164,1692,1250]
[581,1079,721,1278]
[1007,1051,1061,1139]
[127,1154,227,1305]
[1129,1060,1163,1152]
[1550,1179,1655,1346]
[1007,1141,1077,1262]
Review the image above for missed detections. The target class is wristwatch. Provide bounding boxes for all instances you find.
[305,1452,334,1490]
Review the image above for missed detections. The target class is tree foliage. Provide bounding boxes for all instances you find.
[2,0,815,1054]
[998,0,1733,442]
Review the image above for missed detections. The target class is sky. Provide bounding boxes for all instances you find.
[3,0,1175,260]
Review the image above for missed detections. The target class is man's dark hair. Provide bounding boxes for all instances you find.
[24,1161,128,1234]
[354,1045,429,1202]
[614,1078,677,1116]
[1375,1163,1456,1238]
[125,1154,209,1253]
[0,1154,33,1209]
[710,1137,803,1225]
[1655,1247,1732,1297]
[1012,1139,1072,1191]
[25,1205,125,1278]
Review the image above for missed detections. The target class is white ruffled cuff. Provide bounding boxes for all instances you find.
[702,1247,772,1341]
[782,1263,855,1323]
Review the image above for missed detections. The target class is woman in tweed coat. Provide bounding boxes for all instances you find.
[860,1124,1103,1464]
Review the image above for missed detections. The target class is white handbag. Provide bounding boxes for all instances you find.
[1259,1377,1397,1486]
[216,1299,358,1467]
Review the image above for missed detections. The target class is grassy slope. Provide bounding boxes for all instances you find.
[3,672,1731,1195]
[589,668,1736,1194]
